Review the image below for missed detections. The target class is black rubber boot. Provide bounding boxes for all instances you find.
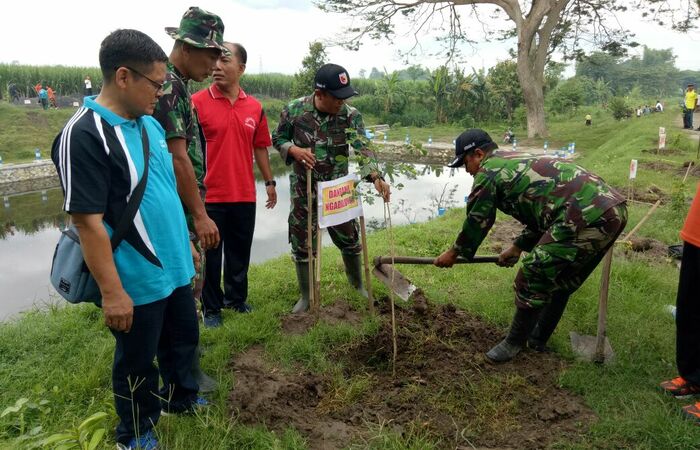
[486,307,540,363]
[342,253,368,298]
[528,293,570,352]
[191,345,217,393]
[292,261,311,314]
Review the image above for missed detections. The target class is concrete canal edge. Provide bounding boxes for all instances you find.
[0,160,60,196]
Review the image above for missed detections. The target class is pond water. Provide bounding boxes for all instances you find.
[0,161,473,320]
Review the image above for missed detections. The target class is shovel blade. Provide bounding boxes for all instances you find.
[372,264,417,302]
[569,331,615,364]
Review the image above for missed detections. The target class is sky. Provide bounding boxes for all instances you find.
[0,0,698,77]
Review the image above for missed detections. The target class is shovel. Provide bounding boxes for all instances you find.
[372,255,499,302]
[570,199,661,364]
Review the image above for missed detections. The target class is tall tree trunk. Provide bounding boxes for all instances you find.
[518,65,547,138]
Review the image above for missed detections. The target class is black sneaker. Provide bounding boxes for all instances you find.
[231,302,253,313]
[202,313,222,328]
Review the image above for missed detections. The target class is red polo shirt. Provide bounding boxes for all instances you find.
[192,85,272,203]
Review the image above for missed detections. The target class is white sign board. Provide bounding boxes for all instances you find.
[23,99,31,104]
[317,174,363,229]
[659,133,666,150]
[629,159,638,180]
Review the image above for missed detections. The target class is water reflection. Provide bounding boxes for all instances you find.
[0,160,472,320]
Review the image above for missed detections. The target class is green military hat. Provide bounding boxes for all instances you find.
[165,6,229,54]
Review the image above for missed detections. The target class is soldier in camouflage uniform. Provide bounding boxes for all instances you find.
[435,129,627,362]
[152,6,228,393]
[272,63,390,313]
[154,6,227,252]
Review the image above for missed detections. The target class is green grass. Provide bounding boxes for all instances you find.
[0,103,76,163]
[2,107,700,448]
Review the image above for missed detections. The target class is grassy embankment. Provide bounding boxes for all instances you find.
[1,106,700,448]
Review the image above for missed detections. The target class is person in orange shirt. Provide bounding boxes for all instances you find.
[659,182,700,423]
[47,86,57,109]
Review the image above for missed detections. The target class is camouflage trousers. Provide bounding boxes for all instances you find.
[514,203,628,309]
[288,175,361,262]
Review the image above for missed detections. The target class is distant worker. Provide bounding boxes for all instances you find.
[47,86,57,109]
[585,114,592,126]
[434,129,627,363]
[684,84,697,130]
[655,100,663,112]
[84,75,93,97]
[503,128,515,144]
[8,83,20,103]
[38,86,49,110]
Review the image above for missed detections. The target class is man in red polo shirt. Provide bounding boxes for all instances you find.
[192,42,276,327]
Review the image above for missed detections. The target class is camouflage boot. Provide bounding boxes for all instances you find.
[528,293,570,352]
[486,307,539,363]
[342,253,368,298]
[293,261,311,314]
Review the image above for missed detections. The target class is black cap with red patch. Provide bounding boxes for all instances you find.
[314,63,358,99]
[447,129,499,168]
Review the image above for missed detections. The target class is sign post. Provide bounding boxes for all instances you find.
[658,127,666,153]
[306,169,316,314]
[317,174,374,311]
[628,159,638,202]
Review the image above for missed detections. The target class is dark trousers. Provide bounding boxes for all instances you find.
[112,285,199,444]
[677,241,700,385]
[683,109,694,128]
[202,202,256,315]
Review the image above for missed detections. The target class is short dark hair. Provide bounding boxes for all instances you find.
[99,29,168,82]
[224,42,247,65]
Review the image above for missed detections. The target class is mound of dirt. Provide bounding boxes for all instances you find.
[624,237,671,261]
[230,299,595,449]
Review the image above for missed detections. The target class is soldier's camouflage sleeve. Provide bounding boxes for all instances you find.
[514,227,542,252]
[152,77,189,141]
[452,171,498,259]
[271,101,296,165]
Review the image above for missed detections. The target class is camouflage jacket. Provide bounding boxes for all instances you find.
[152,62,206,188]
[453,152,626,258]
[271,95,371,182]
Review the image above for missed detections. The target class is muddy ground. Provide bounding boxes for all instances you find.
[230,298,596,450]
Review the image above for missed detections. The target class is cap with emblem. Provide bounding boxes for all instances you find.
[314,63,358,99]
[447,129,499,168]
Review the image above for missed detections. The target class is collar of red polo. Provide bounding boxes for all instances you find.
[208,83,247,100]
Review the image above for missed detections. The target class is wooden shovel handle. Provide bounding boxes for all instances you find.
[373,255,499,265]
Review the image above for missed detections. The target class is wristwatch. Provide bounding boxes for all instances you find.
[264,180,276,187]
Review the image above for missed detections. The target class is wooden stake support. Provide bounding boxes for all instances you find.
[306,168,316,313]
[359,215,375,314]
[314,223,322,312]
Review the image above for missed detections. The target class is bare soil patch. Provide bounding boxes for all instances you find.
[484,219,524,253]
[280,300,364,335]
[230,299,595,449]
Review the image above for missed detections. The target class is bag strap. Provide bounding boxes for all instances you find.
[109,125,150,251]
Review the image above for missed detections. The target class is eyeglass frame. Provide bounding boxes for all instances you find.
[114,65,165,92]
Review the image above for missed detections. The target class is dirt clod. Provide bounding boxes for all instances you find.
[230,300,595,449]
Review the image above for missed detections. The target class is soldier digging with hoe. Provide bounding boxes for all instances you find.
[435,129,628,362]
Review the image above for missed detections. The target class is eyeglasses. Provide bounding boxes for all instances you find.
[116,66,165,92]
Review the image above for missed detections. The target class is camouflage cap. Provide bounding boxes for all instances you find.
[165,6,229,54]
